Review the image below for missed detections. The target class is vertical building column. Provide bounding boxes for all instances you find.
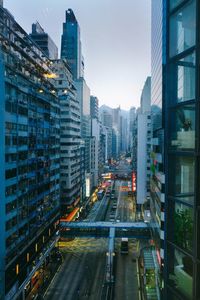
[0,50,6,299]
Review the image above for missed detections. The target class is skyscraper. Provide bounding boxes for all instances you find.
[29,22,58,60]
[61,9,84,79]
[152,0,200,299]
[150,1,165,298]
[90,96,99,120]
[164,0,199,299]
[52,59,82,216]
[0,6,60,299]
[74,78,91,174]
[136,77,151,207]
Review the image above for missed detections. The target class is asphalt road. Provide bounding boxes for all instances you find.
[114,240,140,300]
[113,179,140,300]
[45,160,140,300]
[44,238,107,300]
[115,180,136,222]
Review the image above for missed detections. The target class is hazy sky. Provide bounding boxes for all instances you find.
[5,0,151,110]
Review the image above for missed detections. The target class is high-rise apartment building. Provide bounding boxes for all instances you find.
[75,78,91,174]
[61,9,84,79]
[136,77,151,207]
[0,6,60,299]
[112,126,120,159]
[52,59,83,215]
[29,22,58,60]
[100,109,113,160]
[91,118,100,187]
[129,107,136,151]
[150,1,165,299]
[90,96,99,120]
[164,0,199,299]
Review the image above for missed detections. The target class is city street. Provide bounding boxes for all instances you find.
[44,238,107,300]
[114,239,140,300]
[45,162,141,300]
[114,180,136,222]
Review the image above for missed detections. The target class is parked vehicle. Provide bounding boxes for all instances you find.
[120,238,129,254]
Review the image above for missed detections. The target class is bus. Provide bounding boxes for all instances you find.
[120,238,129,254]
[97,189,104,200]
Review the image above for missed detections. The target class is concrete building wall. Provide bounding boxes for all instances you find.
[136,114,147,204]
[0,7,60,298]
[52,59,82,213]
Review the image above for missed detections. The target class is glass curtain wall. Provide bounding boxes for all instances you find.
[165,0,199,299]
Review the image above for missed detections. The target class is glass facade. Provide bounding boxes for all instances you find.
[169,52,196,105]
[167,245,193,299]
[150,2,166,299]
[170,0,185,10]
[61,9,82,80]
[170,104,195,150]
[151,0,163,131]
[165,0,199,299]
[169,1,196,57]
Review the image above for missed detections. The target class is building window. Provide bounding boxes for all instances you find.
[170,104,195,150]
[167,245,193,299]
[169,201,193,252]
[170,0,185,11]
[170,0,196,57]
[169,156,195,199]
[177,53,195,102]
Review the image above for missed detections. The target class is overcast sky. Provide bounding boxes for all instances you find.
[5,0,151,110]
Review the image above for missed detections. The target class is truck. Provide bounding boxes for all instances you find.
[120,238,129,254]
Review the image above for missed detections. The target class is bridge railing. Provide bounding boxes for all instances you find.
[60,221,151,239]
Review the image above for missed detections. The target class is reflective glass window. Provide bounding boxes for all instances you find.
[169,52,195,105]
[170,0,185,11]
[173,202,193,251]
[198,209,200,259]
[169,195,194,205]
[167,246,193,299]
[170,104,195,150]
[169,156,195,196]
[177,53,195,102]
[170,1,196,57]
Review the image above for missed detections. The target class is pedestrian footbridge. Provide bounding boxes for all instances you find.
[60,221,151,239]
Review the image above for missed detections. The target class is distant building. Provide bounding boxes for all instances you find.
[61,9,84,79]
[100,124,109,165]
[136,77,151,206]
[91,118,100,187]
[90,96,99,120]
[74,78,91,174]
[120,115,128,153]
[112,126,120,159]
[129,106,136,150]
[30,22,58,59]
[100,109,113,160]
